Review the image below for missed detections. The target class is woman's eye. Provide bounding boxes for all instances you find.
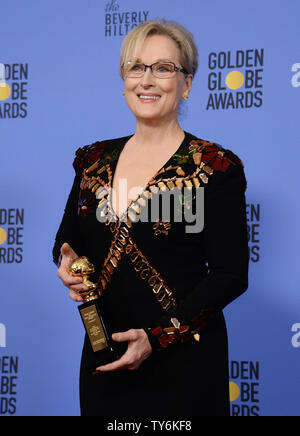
[156,64,173,72]
[132,64,143,71]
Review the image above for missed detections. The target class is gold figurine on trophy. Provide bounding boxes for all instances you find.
[70,256,98,301]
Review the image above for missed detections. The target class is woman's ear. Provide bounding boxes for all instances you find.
[182,74,193,99]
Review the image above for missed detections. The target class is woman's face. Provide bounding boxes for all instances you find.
[123,34,193,125]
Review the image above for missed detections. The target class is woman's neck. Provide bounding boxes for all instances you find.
[133,118,184,149]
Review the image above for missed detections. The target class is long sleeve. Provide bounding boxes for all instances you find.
[52,171,82,266]
[145,162,249,349]
[174,163,248,321]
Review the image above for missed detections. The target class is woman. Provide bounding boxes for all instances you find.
[53,19,249,417]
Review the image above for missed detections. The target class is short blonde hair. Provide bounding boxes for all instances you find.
[120,19,198,79]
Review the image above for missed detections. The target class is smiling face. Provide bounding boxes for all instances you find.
[123,34,193,125]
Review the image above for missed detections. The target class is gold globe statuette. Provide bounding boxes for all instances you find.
[69,256,99,302]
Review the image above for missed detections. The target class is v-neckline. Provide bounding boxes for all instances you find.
[108,131,189,221]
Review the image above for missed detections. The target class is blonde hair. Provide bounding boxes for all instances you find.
[119,19,198,79]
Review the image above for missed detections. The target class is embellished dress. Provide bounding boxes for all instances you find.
[53,131,249,417]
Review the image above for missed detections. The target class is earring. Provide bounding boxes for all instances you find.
[183,93,189,100]
[123,92,126,96]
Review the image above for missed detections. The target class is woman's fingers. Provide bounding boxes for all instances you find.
[60,242,77,260]
[69,283,88,292]
[57,266,82,286]
[57,242,87,301]
[112,330,139,342]
[58,270,82,286]
[58,243,82,285]
[69,289,84,302]
[94,329,152,373]
[95,346,140,373]
[95,354,129,373]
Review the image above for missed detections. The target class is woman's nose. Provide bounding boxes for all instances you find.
[139,67,155,87]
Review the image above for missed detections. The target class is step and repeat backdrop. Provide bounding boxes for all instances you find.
[0,0,299,416]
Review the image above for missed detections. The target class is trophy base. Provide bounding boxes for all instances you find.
[78,300,123,372]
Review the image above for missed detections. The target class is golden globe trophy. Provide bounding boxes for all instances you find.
[70,256,120,371]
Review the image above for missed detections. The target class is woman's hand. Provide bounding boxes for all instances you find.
[94,329,152,373]
[57,242,89,302]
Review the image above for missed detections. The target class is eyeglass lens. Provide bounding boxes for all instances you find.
[126,62,176,78]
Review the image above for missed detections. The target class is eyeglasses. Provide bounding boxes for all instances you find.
[124,61,189,79]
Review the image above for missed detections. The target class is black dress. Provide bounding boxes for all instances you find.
[53,131,249,417]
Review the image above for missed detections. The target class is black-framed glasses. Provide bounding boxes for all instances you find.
[124,61,189,79]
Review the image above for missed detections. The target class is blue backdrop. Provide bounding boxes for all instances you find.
[0,0,299,416]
